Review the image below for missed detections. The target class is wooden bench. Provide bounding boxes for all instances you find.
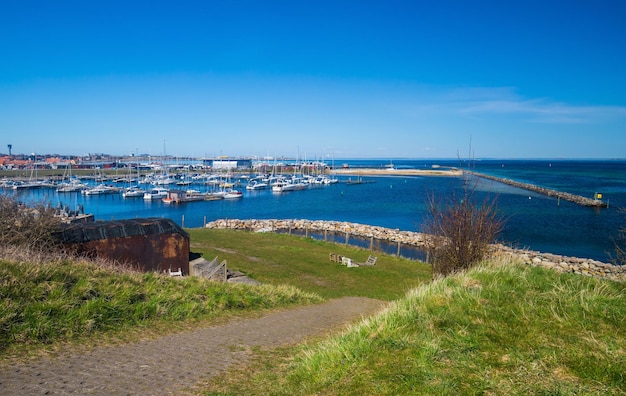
[355,255,377,266]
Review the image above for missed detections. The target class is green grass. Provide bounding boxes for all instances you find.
[1,228,431,359]
[203,259,626,395]
[0,256,321,358]
[187,228,432,301]
[6,228,621,394]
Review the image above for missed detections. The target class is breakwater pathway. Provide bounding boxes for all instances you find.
[464,170,608,207]
[206,219,626,281]
[0,297,384,395]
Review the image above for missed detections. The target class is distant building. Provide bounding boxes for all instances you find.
[73,161,116,169]
[201,157,253,169]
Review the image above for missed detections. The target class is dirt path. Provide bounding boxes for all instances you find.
[0,297,385,395]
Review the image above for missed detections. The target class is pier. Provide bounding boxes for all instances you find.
[464,170,608,208]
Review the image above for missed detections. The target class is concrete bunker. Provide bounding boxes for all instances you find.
[56,217,190,275]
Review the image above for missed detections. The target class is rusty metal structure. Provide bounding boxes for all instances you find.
[56,218,190,274]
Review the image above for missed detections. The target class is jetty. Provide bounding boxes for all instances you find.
[334,168,462,177]
[464,170,607,208]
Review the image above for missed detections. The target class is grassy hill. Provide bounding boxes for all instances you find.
[203,258,626,395]
[0,228,432,359]
[0,256,322,359]
[1,228,624,394]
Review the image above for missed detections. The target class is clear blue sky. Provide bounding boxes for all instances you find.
[1,0,625,159]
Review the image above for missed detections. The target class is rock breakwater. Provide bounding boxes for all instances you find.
[465,170,607,207]
[205,218,625,281]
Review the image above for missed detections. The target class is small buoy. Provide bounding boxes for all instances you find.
[529,197,532,199]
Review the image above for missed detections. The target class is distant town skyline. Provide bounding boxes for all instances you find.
[3,150,626,162]
[1,1,625,159]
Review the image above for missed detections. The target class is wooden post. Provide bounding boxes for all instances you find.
[345,231,349,245]
[324,229,328,241]
[182,215,185,228]
[203,216,206,227]
[397,241,401,256]
[305,225,309,238]
[369,236,374,250]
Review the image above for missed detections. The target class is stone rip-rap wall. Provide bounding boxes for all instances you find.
[205,219,626,281]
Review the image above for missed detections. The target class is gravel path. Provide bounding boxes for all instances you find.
[0,297,384,395]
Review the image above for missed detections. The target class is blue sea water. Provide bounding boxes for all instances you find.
[8,159,626,263]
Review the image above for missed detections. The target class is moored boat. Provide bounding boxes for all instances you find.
[245,179,268,190]
[82,184,120,195]
[122,186,146,198]
[56,179,88,193]
[272,179,307,192]
[223,189,243,199]
[162,189,206,204]
[12,180,54,190]
[143,187,169,200]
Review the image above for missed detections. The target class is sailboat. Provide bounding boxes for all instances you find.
[56,164,87,193]
[82,183,120,195]
[13,158,53,189]
[245,177,268,190]
[122,159,146,198]
[56,178,87,193]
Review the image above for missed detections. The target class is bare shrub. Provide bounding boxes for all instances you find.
[0,244,141,275]
[0,195,143,274]
[0,194,63,252]
[610,207,626,266]
[0,244,65,265]
[422,178,505,277]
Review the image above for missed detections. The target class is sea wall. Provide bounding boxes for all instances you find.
[464,170,607,207]
[205,218,625,281]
